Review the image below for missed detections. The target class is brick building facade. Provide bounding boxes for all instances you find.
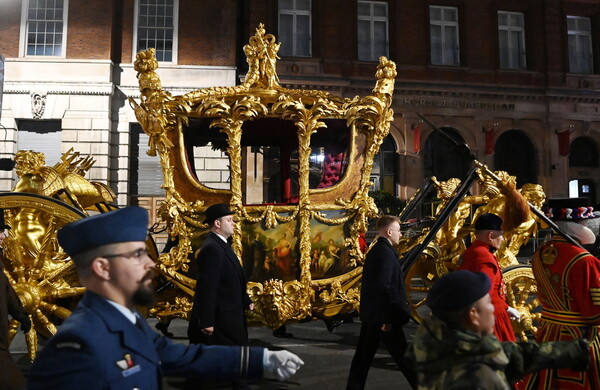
[1,0,600,209]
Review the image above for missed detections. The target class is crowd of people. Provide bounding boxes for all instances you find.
[0,198,598,389]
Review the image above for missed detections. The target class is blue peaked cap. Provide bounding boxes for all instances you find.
[58,206,149,257]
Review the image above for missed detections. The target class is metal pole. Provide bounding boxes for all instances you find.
[399,177,434,221]
[401,168,479,273]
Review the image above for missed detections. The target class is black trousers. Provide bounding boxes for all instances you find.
[346,322,417,390]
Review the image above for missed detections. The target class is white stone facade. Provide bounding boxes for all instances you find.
[0,58,236,205]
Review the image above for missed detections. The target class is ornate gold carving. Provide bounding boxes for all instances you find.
[1,146,125,360]
[129,25,396,327]
[242,23,281,89]
[503,265,540,341]
[4,24,548,351]
[247,280,312,329]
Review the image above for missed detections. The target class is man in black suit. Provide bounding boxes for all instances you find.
[187,203,253,389]
[346,215,417,390]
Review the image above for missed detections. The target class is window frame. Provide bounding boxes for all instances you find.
[278,0,312,58]
[133,0,179,64]
[497,11,527,70]
[429,5,460,66]
[357,0,389,62]
[19,0,69,58]
[566,15,594,74]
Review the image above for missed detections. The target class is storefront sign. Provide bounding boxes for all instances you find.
[398,98,515,111]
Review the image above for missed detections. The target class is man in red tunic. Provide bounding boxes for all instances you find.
[524,198,600,390]
[458,213,520,341]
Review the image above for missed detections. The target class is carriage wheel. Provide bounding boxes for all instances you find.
[0,193,87,361]
[503,264,541,341]
[404,243,448,323]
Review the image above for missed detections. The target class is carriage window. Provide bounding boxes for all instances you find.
[183,118,231,190]
[183,118,349,202]
[240,118,350,204]
[310,120,350,189]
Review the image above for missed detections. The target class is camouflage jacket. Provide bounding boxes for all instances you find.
[405,315,588,390]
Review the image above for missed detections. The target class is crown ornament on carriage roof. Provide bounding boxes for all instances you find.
[242,23,281,89]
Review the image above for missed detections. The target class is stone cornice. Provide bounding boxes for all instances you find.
[279,78,600,105]
[4,81,113,96]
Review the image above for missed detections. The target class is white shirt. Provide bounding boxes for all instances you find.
[214,232,228,243]
[106,299,138,324]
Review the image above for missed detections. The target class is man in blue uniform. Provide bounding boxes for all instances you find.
[27,206,303,390]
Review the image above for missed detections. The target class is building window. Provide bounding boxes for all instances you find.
[494,130,537,187]
[357,1,388,61]
[130,124,165,196]
[429,6,459,66]
[567,16,593,74]
[569,136,598,167]
[371,136,397,195]
[134,0,177,63]
[23,0,68,56]
[17,120,62,165]
[498,11,526,70]
[424,127,470,181]
[278,0,311,57]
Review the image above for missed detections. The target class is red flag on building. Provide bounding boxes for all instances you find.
[484,127,495,155]
[413,123,422,153]
[557,129,571,156]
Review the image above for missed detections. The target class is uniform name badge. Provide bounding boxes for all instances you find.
[121,365,141,377]
[116,353,141,377]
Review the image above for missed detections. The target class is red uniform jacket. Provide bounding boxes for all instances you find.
[459,240,516,342]
[524,237,600,390]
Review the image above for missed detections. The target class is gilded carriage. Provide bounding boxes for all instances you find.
[129,24,396,329]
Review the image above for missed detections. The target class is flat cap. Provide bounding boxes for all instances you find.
[58,206,148,257]
[204,203,234,224]
[474,213,503,231]
[427,270,491,314]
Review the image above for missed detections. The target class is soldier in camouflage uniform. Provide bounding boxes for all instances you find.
[405,270,589,390]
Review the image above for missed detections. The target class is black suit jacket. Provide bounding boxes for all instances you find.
[359,237,410,326]
[188,232,252,346]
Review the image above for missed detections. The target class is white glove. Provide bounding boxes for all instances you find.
[263,349,304,381]
[507,306,521,321]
